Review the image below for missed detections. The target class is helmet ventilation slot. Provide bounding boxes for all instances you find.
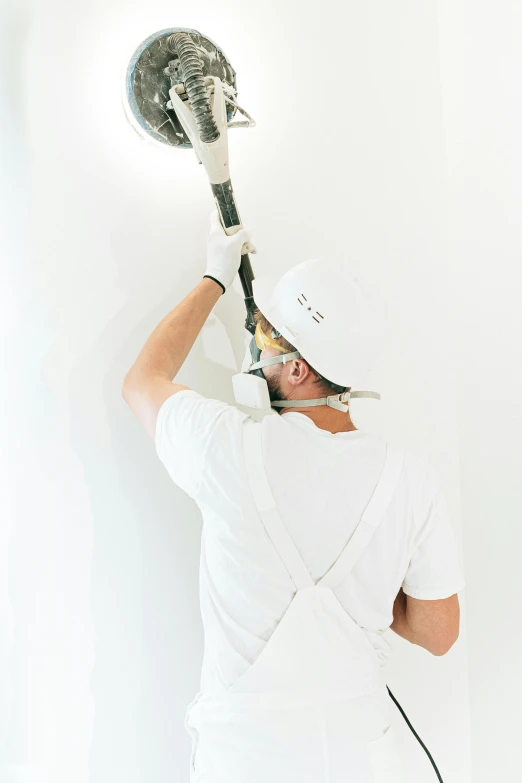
[298,294,324,324]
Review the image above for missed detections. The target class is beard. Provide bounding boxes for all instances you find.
[264,368,287,409]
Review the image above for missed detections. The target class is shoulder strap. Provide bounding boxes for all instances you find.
[316,444,405,589]
[242,418,405,594]
[242,418,314,591]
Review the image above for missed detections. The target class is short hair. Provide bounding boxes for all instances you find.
[254,309,349,396]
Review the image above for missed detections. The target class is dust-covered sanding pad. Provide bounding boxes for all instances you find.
[122,27,237,147]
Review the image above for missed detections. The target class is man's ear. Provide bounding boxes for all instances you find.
[287,358,311,385]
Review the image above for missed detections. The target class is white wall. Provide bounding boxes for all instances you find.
[0,1,480,781]
[437,2,522,781]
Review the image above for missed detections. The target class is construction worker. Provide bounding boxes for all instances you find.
[122,210,466,782]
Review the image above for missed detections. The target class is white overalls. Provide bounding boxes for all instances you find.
[185,417,407,782]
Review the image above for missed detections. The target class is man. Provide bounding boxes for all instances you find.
[123,211,466,782]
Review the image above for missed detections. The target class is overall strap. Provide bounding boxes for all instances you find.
[316,443,405,590]
[242,418,314,591]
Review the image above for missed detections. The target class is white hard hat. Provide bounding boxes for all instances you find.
[252,258,386,388]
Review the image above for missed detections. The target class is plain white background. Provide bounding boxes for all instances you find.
[1,1,520,781]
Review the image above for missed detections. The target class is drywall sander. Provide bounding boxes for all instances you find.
[122,27,257,334]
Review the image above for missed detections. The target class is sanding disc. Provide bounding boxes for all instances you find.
[122,27,238,147]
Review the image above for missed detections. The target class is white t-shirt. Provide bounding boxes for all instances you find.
[155,390,466,694]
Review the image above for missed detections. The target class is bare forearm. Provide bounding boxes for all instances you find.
[390,587,420,646]
[125,277,222,383]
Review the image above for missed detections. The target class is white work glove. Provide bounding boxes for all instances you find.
[203,209,256,294]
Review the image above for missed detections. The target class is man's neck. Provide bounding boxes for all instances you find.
[280,406,357,434]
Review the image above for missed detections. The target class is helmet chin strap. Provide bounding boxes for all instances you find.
[247,352,381,412]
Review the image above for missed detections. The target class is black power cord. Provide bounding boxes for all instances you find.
[387,686,444,782]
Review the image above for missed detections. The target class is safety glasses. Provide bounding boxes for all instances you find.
[254,322,293,354]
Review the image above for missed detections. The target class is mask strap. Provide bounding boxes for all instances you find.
[248,351,301,372]
[271,390,381,411]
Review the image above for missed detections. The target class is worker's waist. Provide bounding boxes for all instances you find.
[192,675,386,718]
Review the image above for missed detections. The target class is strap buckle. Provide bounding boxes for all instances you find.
[326,391,351,411]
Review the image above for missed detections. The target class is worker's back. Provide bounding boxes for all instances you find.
[155,389,466,697]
